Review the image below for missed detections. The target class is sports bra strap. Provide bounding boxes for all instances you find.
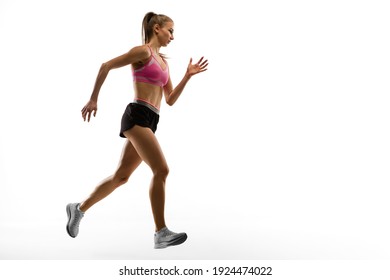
[146,44,157,59]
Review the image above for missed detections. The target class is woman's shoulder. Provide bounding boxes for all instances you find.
[129,44,152,56]
[129,45,152,65]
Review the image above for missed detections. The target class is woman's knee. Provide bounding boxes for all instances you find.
[153,164,169,180]
[112,171,130,186]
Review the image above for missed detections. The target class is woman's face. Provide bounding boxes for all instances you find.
[157,21,174,46]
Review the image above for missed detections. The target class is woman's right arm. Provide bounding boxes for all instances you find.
[81,45,150,122]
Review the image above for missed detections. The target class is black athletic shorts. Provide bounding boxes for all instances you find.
[119,102,160,138]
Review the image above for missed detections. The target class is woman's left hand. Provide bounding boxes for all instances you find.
[187,57,208,77]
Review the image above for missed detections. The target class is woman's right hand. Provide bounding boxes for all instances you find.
[81,99,98,122]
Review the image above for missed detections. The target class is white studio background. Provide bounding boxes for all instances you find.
[0,0,390,260]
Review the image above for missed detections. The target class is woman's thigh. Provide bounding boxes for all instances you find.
[123,126,168,173]
[115,139,143,177]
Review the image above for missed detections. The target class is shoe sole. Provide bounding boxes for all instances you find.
[66,204,76,238]
[155,233,188,249]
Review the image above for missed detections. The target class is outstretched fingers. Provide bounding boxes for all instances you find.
[197,57,208,72]
[200,60,208,71]
[193,56,208,73]
[196,57,204,65]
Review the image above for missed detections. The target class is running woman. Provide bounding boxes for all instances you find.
[66,12,208,249]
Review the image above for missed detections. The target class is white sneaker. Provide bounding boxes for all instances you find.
[154,227,187,249]
[66,203,84,238]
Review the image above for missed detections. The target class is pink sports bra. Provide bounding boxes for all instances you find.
[132,45,169,87]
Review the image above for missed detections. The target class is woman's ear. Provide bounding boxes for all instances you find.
[153,24,160,35]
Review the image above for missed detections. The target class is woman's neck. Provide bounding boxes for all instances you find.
[147,40,161,55]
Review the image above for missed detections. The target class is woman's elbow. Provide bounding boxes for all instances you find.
[164,91,174,106]
[100,62,110,73]
[166,99,174,106]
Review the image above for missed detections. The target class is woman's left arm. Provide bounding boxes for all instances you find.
[164,57,208,106]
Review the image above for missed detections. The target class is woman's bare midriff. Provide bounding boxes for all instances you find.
[133,82,164,109]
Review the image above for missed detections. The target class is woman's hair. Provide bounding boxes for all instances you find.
[142,12,173,44]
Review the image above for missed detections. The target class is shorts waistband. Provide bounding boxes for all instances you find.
[133,99,160,115]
